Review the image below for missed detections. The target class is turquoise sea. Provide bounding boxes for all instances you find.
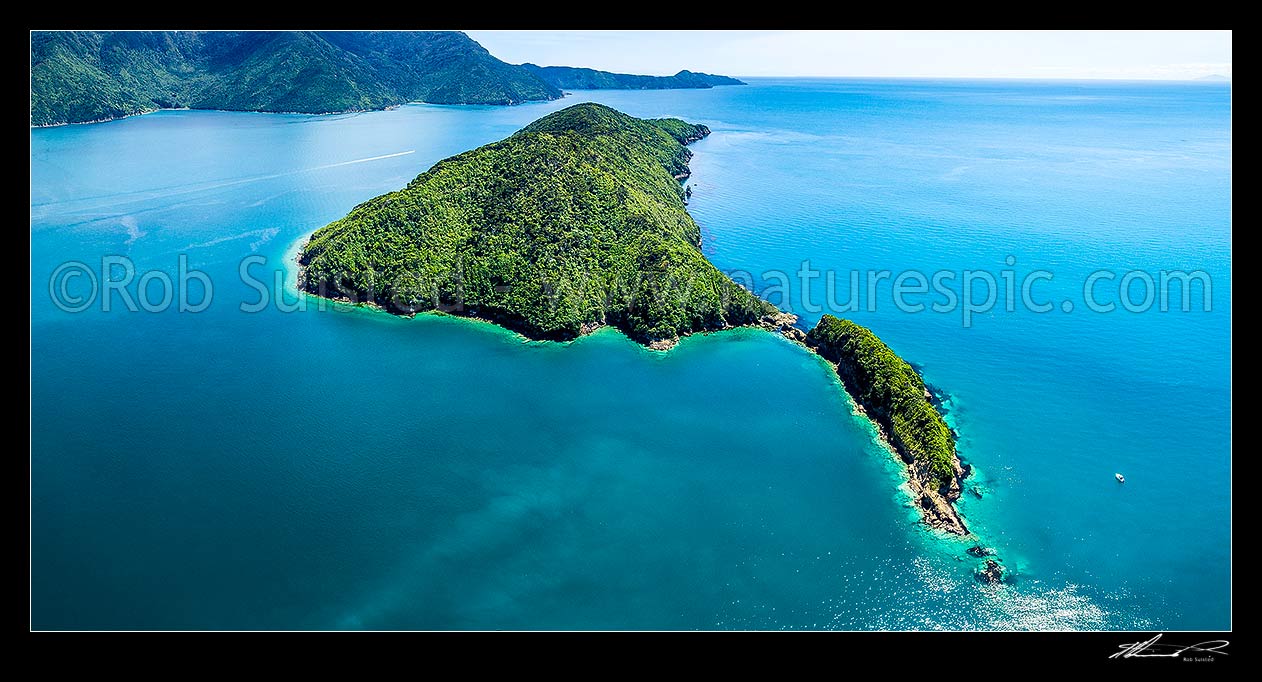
[31,79,1231,630]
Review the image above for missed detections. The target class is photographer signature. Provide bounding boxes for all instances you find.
[1110,634,1229,660]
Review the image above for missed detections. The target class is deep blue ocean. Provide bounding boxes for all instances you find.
[31,78,1231,630]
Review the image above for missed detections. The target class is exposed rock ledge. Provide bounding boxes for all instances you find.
[908,459,969,536]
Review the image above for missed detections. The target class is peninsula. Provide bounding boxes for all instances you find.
[805,316,968,535]
[297,103,972,535]
[30,31,743,127]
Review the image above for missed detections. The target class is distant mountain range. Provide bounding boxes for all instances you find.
[30,31,744,126]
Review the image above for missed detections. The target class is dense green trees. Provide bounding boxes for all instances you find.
[806,315,958,487]
[30,31,562,126]
[299,103,777,345]
[31,32,747,126]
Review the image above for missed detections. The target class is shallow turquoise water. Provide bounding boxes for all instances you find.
[31,79,1230,629]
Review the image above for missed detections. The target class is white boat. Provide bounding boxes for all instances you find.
[1115,473,1125,483]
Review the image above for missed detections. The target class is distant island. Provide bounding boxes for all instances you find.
[296,102,971,536]
[523,65,745,90]
[30,31,744,127]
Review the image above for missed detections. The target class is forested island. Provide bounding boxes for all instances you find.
[30,31,743,126]
[297,103,973,537]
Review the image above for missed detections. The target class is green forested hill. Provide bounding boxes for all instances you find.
[298,103,777,346]
[317,32,564,106]
[523,64,745,90]
[806,315,959,487]
[31,31,201,125]
[31,31,747,126]
[30,31,563,126]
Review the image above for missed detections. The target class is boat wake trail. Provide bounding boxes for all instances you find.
[311,150,415,170]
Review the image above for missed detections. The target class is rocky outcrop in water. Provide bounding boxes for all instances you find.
[976,559,1005,584]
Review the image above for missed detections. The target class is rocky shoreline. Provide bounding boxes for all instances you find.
[298,272,992,589]
[294,245,972,538]
[756,311,971,536]
[295,254,777,352]
[291,101,976,547]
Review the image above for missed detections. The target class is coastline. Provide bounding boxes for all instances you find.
[32,93,571,129]
[289,229,974,540]
[33,105,378,129]
[32,80,748,129]
[284,103,975,546]
[763,320,972,537]
[290,230,793,352]
[797,341,980,539]
[31,106,184,128]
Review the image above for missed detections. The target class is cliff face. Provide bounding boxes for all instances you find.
[804,315,969,535]
[908,458,969,536]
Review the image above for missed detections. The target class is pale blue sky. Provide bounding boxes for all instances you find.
[467,30,1232,81]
